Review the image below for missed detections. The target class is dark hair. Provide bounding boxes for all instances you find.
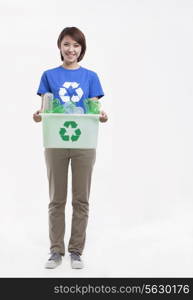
[57,27,86,62]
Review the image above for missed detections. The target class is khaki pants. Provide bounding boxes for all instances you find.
[44,148,96,256]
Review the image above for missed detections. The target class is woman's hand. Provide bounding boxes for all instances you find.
[33,109,43,122]
[99,110,108,122]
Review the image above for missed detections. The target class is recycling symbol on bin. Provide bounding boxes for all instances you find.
[59,121,81,142]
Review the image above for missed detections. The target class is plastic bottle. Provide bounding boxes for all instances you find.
[83,98,101,114]
[42,93,54,112]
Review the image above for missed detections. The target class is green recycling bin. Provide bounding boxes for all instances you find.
[40,113,100,149]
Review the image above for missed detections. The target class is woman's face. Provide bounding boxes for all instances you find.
[60,35,82,63]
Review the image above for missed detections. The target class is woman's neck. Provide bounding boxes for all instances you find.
[61,62,80,70]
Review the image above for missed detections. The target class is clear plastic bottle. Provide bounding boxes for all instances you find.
[42,93,54,112]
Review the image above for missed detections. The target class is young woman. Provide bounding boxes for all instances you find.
[33,27,108,269]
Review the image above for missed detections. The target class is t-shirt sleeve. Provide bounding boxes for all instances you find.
[89,72,104,99]
[36,72,51,96]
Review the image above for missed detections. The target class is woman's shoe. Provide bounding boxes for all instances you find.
[70,252,84,269]
[45,252,62,269]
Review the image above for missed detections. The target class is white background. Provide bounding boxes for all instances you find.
[0,0,193,277]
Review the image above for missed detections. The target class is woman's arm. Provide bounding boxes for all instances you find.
[89,97,108,123]
[89,97,99,101]
[33,94,44,122]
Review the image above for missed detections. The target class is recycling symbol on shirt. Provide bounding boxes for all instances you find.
[59,121,81,142]
[59,81,83,103]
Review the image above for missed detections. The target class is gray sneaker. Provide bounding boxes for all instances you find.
[45,252,62,269]
[70,252,84,269]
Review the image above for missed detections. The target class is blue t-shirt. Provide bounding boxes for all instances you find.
[37,66,104,112]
